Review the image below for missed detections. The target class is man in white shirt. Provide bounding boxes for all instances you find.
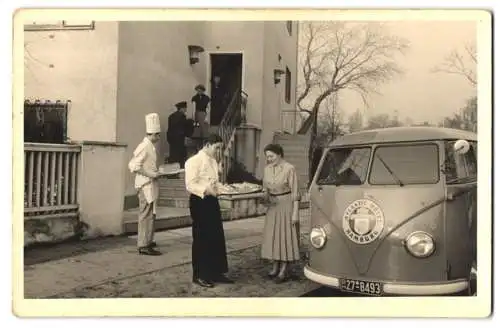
[128,113,162,256]
[184,133,233,287]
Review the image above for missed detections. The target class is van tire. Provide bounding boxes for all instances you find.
[468,265,477,296]
[467,280,477,296]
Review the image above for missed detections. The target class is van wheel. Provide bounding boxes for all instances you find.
[468,266,477,296]
[467,280,477,296]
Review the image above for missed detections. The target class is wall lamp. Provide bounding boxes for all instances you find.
[273,69,285,84]
[188,45,205,65]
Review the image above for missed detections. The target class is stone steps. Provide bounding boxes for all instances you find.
[158,176,189,205]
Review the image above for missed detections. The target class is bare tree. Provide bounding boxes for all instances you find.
[316,93,345,141]
[439,96,477,132]
[365,113,403,129]
[296,21,409,182]
[346,108,364,133]
[432,42,477,86]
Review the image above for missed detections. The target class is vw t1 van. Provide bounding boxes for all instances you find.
[304,127,477,296]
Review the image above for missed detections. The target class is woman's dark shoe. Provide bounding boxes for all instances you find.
[193,278,214,288]
[267,272,278,279]
[138,247,161,256]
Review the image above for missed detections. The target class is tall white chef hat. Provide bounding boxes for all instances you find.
[145,113,161,134]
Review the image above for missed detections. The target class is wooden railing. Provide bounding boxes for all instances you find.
[217,89,248,184]
[24,143,81,218]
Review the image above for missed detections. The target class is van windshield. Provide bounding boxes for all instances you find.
[316,147,371,185]
[369,144,440,185]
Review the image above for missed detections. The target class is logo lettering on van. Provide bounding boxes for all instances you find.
[342,199,385,244]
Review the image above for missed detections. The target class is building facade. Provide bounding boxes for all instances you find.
[24,20,299,207]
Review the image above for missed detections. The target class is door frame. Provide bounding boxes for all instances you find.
[205,51,245,125]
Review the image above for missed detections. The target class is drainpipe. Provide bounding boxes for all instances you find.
[294,21,299,134]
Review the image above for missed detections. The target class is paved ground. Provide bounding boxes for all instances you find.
[24,208,319,298]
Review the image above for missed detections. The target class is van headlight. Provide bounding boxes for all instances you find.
[310,227,327,249]
[405,231,435,258]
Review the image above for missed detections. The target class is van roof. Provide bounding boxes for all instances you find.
[328,126,477,147]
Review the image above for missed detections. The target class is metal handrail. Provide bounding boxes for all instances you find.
[216,89,248,183]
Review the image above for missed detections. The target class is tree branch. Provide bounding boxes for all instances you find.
[432,43,477,86]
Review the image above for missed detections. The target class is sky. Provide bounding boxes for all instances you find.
[316,20,478,125]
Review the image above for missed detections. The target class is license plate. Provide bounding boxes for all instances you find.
[339,278,383,296]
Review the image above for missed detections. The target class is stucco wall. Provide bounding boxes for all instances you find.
[26,21,299,200]
[202,21,298,179]
[77,142,127,236]
[202,21,265,127]
[257,21,299,177]
[116,21,205,196]
[24,22,119,142]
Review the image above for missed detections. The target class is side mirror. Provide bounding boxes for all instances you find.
[454,139,471,155]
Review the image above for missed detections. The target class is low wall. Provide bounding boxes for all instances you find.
[76,141,128,238]
[218,191,267,220]
[24,213,86,247]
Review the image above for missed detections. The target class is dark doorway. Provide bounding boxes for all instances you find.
[209,53,243,126]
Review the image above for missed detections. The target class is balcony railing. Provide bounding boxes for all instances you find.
[24,143,81,218]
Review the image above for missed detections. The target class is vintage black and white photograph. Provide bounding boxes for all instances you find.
[13,8,492,317]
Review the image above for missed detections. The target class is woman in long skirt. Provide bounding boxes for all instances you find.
[260,143,301,283]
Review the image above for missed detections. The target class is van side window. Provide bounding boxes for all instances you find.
[444,140,477,184]
[316,147,371,186]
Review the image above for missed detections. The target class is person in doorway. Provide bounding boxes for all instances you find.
[128,113,163,256]
[210,76,231,126]
[184,133,233,288]
[191,84,210,127]
[167,101,188,168]
[260,143,301,283]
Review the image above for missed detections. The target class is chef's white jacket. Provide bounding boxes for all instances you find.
[128,137,159,210]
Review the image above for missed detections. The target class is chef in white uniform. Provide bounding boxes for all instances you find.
[128,113,162,256]
[185,133,233,287]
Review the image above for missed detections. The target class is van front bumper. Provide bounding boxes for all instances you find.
[304,265,469,296]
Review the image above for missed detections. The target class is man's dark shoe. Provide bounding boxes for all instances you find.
[138,247,161,256]
[213,275,234,284]
[192,278,214,288]
[149,241,157,247]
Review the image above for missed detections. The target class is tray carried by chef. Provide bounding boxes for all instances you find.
[218,182,263,196]
[158,163,185,176]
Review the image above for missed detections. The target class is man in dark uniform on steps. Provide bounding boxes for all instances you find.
[167,101,189,168]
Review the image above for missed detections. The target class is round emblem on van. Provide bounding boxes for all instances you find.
[342,199,385,244]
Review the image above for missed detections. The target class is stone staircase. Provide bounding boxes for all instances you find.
[123,105,311,233]
[158,174,189,208]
